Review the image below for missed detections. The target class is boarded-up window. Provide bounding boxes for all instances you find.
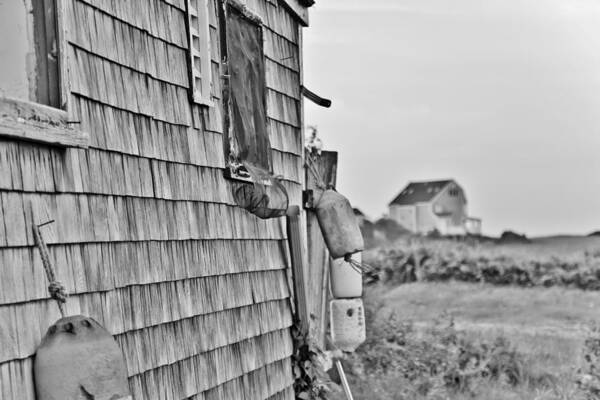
[0,0,61,108]
[220,2,272,179]
[186,0,212,105]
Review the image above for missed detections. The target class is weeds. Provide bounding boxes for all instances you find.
[333,289,589,400]
[577,324,600,399]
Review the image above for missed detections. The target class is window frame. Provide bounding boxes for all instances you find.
[186,0,214,107]
[218,0,272,183]
[0,0,87,147]
[32,0,61,108]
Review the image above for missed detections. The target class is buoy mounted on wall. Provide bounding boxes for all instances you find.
[35,316,131,400]
[315,189,364,260]
[32,221,132,400]
[330,253,363,299]
[329,299,366,352]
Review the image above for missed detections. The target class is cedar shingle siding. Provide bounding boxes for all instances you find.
[0,0,303,398]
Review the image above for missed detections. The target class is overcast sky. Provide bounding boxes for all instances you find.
[303,0,600,237]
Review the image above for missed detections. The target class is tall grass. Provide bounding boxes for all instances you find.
[330,287,587,400]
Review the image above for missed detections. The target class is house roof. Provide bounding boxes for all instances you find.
[389,180,454,206]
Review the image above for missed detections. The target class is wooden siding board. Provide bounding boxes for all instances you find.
[271,150,302,183]
[0,144,13,190]
[0,196,5,247]
[71,96,229,168]
[0,240,290,304]
[69,47,192,126]
[258,2,299,44]
[1,193,27,247]
[265,58,300,99]
[4,142,23,191]
[185,358,294,400]
[75,0,188,48]
[267,90,300,127]
[266,386,295,400]
[0,317,292,400]
[0,358,36,400]
[264,29,300,72]
[0,272,290,362]
[117,300,292,376]
[268,120,302,155]
[128,329,292,399]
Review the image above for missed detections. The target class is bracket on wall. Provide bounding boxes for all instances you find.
[301,86,332,108]
[303,189,315,210]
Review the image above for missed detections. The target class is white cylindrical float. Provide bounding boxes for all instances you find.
[316,190,364,259]
[330,298,366,352]
[330,252,362,298]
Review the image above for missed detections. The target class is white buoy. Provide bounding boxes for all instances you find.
[330,253,362,298]
[330,299,366,352]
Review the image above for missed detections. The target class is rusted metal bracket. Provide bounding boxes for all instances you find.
[303,189,315,209]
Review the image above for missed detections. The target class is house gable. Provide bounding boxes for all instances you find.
[389,179,454,206]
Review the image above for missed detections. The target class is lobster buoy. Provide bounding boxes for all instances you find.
[316,190,364,259]
[329,299,366,352]
[330,253,362,298]
[34,315,131,400]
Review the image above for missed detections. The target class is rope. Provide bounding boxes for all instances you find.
[33,223,67,317]
[305,153,327,190]
[344,254,375,275]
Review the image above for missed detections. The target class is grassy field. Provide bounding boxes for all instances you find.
[340,282,599,399]
[333,237,600,400]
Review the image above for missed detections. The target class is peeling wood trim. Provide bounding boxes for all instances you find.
[0,97,89,147]
[224,0,264,25]
[278,0,309,27]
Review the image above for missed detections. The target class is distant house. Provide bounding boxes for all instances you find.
[388,180,482,236]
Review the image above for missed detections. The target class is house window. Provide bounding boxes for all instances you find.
[219,1,272,180]
[186,0,213,106]
[0,0,61,108]
[0,1,88,147]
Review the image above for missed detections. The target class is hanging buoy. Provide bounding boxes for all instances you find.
[329,299,366,352]
[330,253,363,299]
[34,315,131,400]
[316,190,364,259]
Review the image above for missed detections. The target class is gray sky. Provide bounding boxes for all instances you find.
[303,0,600,237]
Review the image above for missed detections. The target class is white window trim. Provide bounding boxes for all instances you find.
[186,0,214,106]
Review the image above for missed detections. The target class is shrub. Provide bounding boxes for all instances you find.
[363,238,600,291]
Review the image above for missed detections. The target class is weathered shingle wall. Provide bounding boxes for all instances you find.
[0,0,303,398]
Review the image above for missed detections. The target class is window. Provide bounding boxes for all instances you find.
[219,1,272,180]
[186,0,213,106]
[0,0,61,108]
[0,1,88,147]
